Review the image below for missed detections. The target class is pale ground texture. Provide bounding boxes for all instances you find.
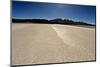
[12,23,96,66]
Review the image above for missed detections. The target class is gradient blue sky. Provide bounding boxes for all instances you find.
[12,1,96,24]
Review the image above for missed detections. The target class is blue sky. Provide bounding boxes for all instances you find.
[12,1,96,25]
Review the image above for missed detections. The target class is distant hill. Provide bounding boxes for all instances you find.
[12,18,95,26]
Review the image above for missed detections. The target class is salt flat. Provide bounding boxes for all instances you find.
[12,23,95,65]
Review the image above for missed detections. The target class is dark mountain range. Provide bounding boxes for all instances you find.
[12,18,95,26]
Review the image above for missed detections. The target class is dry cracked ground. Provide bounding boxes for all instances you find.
[12,23,96,66]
